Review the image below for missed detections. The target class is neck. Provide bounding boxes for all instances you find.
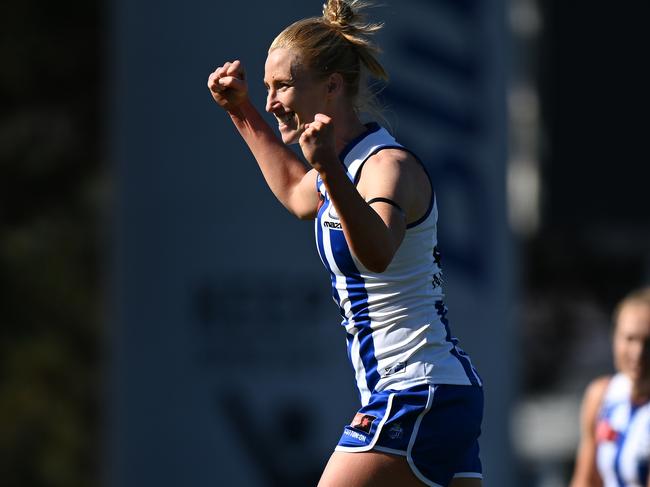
[332,108,368,155]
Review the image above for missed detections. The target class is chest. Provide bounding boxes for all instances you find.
[596,401,650,486]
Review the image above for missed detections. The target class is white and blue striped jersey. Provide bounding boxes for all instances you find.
[314,123,481,406]
[596,373,650,487]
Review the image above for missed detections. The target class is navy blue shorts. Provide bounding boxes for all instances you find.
[336,384,483,487]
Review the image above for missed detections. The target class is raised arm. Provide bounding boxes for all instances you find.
[207,61,319,219]
[570,376,609,487]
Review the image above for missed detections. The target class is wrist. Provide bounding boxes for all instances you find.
[227,98,254,121]
[318,157,346,183]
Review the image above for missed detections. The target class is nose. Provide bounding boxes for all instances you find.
[265,89,278,113]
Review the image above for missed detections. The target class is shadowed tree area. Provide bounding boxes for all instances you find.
[0,1,104,486]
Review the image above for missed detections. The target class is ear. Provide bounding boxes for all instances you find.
[326,72,344,97]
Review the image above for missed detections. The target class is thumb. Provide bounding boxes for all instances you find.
[218,76,245,91]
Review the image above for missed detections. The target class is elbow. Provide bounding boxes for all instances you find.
[366,262,389,273]
[293,208,316,221]
[295,211,314,221]
[283,202,316,220]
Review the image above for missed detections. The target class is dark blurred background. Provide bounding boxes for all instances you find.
[0,1,104,486]
[0,0,647,486]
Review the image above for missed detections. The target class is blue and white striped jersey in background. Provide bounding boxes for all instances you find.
[596,373,650,487]
[314,123,481,406]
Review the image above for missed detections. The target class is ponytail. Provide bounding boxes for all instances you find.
[270,0,388,115]
[321,0,388,81]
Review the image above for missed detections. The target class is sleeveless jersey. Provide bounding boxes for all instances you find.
[314,123,481,406]
[596,373,650,487]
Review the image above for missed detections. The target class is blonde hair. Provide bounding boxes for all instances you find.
[613,286,650,325]
[269,0,388,116]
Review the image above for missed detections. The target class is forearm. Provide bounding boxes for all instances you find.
[228,100,309,214]
[320,162,400,273]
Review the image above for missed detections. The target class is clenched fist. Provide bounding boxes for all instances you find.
[299,113,338,173]
[207,60,248,112]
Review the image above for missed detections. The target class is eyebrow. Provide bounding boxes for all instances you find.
[263,76,294,87]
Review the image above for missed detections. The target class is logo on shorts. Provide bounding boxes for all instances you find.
[351,413,377,433]
[382,361,406,377]
[388,423,403,440]
[343,428,367,442]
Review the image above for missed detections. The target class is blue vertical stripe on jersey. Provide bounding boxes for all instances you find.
[328,224,381,393]
[315,200,327,267]
[316,200,345,317]
[328,226,360,278]
[614,405,637,487]
[356,327,380,393]
[613,428,626,487]
[435,300,480,386]
[346,332,363,404]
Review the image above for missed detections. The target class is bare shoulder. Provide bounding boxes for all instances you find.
[584,375,612,401]
[363,148,420,174]
[359,148,427,190]
[581,375,612,418]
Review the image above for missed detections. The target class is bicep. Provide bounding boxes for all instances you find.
[356,150,424,244]
[357,150,430,221]
[358,167,407,247]
[366,200,406,251]
[357,152,410,209]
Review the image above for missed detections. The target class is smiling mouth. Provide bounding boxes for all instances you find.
[276,111,295,127]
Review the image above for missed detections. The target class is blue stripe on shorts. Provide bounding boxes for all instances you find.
[335,384,483,487]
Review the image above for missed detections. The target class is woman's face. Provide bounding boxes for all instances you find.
[264,48,330,144]
[614,302,650,385]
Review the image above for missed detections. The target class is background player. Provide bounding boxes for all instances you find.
[570,286,650,487]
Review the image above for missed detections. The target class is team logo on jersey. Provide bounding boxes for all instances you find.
[323,221,342,229]
[596,419,619,443]
[328,203,339,220]
[320,198,343,230]
[351,413,377,434]
[381,361,407,377]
